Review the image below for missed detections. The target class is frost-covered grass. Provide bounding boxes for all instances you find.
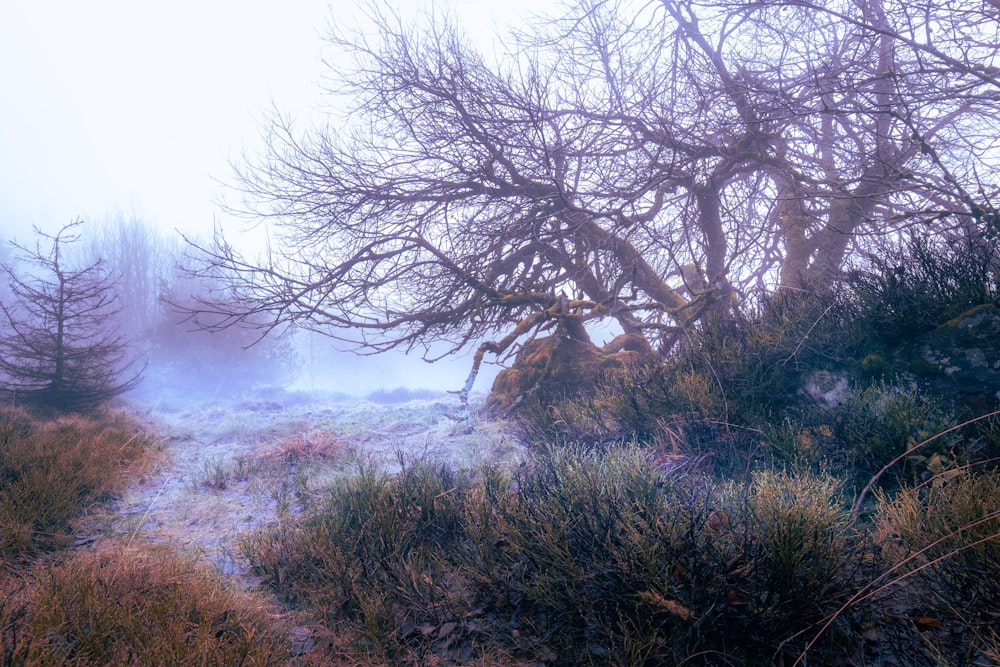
[0,392,521,665]
[0,411,302,666]
[237,440,1000,666]
[241,446,866,665]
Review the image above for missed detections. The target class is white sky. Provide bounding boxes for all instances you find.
[0,0,551,245]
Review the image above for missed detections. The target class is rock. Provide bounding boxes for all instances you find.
[899,304,1000,409]
[487,332,655,413]
[801,369,852,408]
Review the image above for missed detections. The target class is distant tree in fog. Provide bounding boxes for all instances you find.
[71,214,298,400]
[86,211,182,339]
[149,278,299,398]
[184,0,1000,394]
[0,220,143,413]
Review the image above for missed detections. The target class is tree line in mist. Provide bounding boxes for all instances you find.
[0,216,297,413]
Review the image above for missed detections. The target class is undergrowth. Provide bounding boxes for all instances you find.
[872,470,1000,663]
[232,230,1000,665]
[243,449,866,665]
[1,230,998,665]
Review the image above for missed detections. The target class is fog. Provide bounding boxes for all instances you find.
[122,300,507,407]
[0,0,560,406]
[0,211,633,407]
[130,328,503,407]
[290,331,501,396]
[0,0,557,242]
[0,217,510,415]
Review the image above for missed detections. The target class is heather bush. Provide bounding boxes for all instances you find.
[831,381,960,478]
[845,231,999,353]
[243,445,862,665]
[873,470,1000,663]
[241,459,479,659]
[671,288,852,424]
[465,449,859,664]
[510,362,673,448]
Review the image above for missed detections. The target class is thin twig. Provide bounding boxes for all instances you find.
[782,304,835,367]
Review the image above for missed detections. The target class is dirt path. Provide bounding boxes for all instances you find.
[83,394,519,589]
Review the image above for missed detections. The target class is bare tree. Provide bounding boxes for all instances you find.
[185,0,1000,396]
[633,0,1000,290]
[0,221,143,413]
[0,234,12,269]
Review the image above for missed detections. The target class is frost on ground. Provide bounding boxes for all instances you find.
[81,392,521,589]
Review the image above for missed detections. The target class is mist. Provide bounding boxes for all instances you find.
[0,215,507,415]
[0,0,564,412]
[290,330,500,397]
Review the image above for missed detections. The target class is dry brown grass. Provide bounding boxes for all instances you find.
[0,545,297,666]
[870,470,1000,663]
[0,408,159,563]
[255,429,352,465]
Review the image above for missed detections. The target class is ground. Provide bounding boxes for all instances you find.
[77,392,521,590]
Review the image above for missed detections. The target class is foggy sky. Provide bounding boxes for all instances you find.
[0,0,553,394]
[0,1,552,242]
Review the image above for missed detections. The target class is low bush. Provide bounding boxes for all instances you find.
[242,459,480,661]
[244,445,862,665]
[509,362,675,449]
[468,450,859,664]
[747,470,854,607]
[509,295,820,449]
[832,381,960,478]
[0,546,292,665]
[0,409,157,562]
[845,230,999,353]
[671,287,853,426]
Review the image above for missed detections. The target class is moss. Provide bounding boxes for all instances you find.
[904,355,948,377]
[939,302,997,330]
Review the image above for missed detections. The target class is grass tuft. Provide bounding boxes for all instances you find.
[243,445,863,665]
[0,546,294,665]
[872,469,1000,662]
[0,408,158,562]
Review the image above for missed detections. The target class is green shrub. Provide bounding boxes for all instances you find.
[0,409,157,562]
[508,361,766,481]
[845,231,999,352]
[747,471,854,610]
[510,362,674,449]
[242,459,479,659]
[0,546,291,665]
[512,232,998,480]
[466,445,687,657]
[494,457,863,665]
[671,288,853,426]
[761,420,838,473]
[660,229,996,422]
